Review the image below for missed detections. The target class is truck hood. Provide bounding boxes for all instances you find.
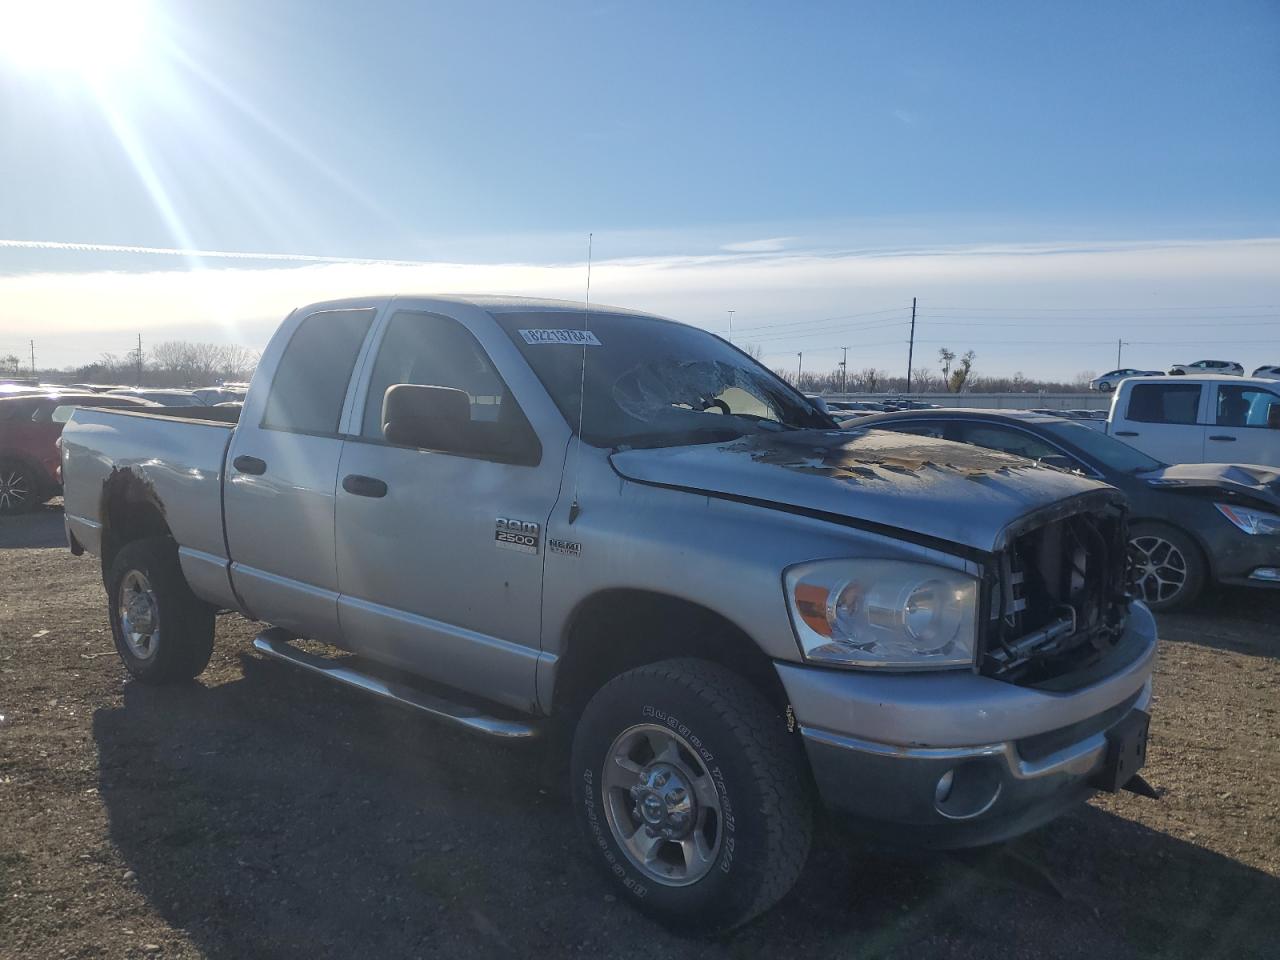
[610,428,1116,553]
[1138,462,1280,509]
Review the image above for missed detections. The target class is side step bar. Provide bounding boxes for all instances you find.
[252,629,540,740]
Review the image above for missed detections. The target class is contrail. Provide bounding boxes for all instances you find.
[0,238,434,267]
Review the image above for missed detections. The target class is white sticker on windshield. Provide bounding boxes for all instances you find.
[519,328,602,346]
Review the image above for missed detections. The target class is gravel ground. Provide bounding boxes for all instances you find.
[2,506,1277,959]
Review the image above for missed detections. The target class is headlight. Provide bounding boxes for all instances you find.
[1216,503,1280,536]
[784,559,978,669]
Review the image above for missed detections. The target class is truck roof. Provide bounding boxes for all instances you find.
[294,294,662,319]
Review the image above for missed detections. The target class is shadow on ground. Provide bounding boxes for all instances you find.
[0,503,65,549]
[93,653,1280,960]
[1159,586,1280,660]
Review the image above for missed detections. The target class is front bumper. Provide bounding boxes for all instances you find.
[777,606,1158,849]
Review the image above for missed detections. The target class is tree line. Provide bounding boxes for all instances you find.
[761,345,1097,395]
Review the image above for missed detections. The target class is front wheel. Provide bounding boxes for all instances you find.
[1129,522,1206,612]
[571,658,812,933]
[107,537,216,683]
[1099,381,1114,392]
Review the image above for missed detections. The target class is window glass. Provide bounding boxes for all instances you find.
[882,420,948,439]
[361,311,517,440]
[262,309,374,434]
[1216,385,1280,428]
[1126,383,1201,425]
[956,424,1071,465]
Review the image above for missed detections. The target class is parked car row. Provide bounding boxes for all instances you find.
[1091,362,1280,392]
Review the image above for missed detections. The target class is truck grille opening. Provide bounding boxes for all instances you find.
[982,506,1131,687]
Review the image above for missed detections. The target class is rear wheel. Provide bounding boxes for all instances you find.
[1129,522,1206,612]
[571,658,812,933]
[0,461,36,514]
[107,537,215,683]
[1099,381,1113,392]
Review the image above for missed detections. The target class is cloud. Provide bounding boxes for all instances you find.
[2,236,1277,377]
[720,237,793,253]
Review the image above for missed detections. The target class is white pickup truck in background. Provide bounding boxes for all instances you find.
[1104,375,1280,466]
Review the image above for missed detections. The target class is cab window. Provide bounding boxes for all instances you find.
[1216,385,1280,428]
[261,309,375,435]
[1126,383,1201,425]
[359,311,539,463]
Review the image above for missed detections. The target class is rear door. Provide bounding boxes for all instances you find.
[1207,382,1280,466]
[1111,381,1208,463]
[332,307,569,711]
[224,306,378,644]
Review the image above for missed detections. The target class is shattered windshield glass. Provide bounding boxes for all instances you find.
[497,311,833,447]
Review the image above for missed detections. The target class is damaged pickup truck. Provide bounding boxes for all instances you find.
[61,296,1156,932]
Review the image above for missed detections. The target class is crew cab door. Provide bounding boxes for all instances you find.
[332,306,570,711]
[224,306,378,644]
[1110,381,1207,463]
[1206,382,1280,467]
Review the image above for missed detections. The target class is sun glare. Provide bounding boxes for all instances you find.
[0,0,150,79]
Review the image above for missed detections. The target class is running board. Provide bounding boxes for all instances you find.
[252,630,539,740]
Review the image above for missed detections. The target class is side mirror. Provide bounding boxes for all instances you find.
[1267,403,1280,430]
[382,384,472,450]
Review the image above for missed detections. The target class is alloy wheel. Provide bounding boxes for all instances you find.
[601,723,723,887]
[1130,535,1188,604]
[118,569,162,660]
[0,468,30,511]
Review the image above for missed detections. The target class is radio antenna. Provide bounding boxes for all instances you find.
[568,233,593,524]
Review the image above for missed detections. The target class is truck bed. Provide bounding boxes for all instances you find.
[61,406,238,608]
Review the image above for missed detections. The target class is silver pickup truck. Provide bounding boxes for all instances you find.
[62,296,1156,931]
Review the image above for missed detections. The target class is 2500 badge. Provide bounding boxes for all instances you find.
[495,517,540,554]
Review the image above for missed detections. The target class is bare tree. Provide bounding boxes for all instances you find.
[0,354,20,376]
[948,350,976,393]
[742,342,764,361]
[938,347,955,385]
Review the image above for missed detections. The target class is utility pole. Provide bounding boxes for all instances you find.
[906,296,917,394]
[1116,338,1129,368]
[796,352,803,386]
[840,345,849,393]
[29,340,35,377]
[136,333,143,386]
[726,309,735,343]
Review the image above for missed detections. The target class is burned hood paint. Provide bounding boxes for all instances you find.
[610,428,1115,552]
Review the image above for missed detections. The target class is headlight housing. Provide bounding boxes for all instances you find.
[1216,503,1280,536]
[784,559,978,669]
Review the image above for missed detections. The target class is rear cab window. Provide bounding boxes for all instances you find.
[261,309,376,435]
[1125,383,1202,425]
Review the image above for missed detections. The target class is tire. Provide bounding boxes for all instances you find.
[0,460,37,515]
[1169,369,1185,376]
[1099,381,1113,392]
[571,658,812,933]
[1129,521,1206,612]
[107,537,215,683]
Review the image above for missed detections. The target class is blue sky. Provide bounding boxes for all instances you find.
[1,0,1277,376]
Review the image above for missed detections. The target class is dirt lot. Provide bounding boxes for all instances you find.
[2,506,1277,959]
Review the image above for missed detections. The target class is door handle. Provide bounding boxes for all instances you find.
[342,474,388,498]
[233,455,267,475]
[1114,431,1138,437]
[1208,435,1237,442]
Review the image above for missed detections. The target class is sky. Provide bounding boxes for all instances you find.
[0,0,1277,380]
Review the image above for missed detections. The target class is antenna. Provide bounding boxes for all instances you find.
[568,233,593,524]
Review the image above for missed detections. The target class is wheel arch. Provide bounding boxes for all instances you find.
[99,467,175,581]
[1129,516,1214,595]
[551,588,789,721]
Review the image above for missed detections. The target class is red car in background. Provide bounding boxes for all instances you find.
[0,393,155,514]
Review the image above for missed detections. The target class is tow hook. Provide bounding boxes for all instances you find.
[1123,774,1160,799]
